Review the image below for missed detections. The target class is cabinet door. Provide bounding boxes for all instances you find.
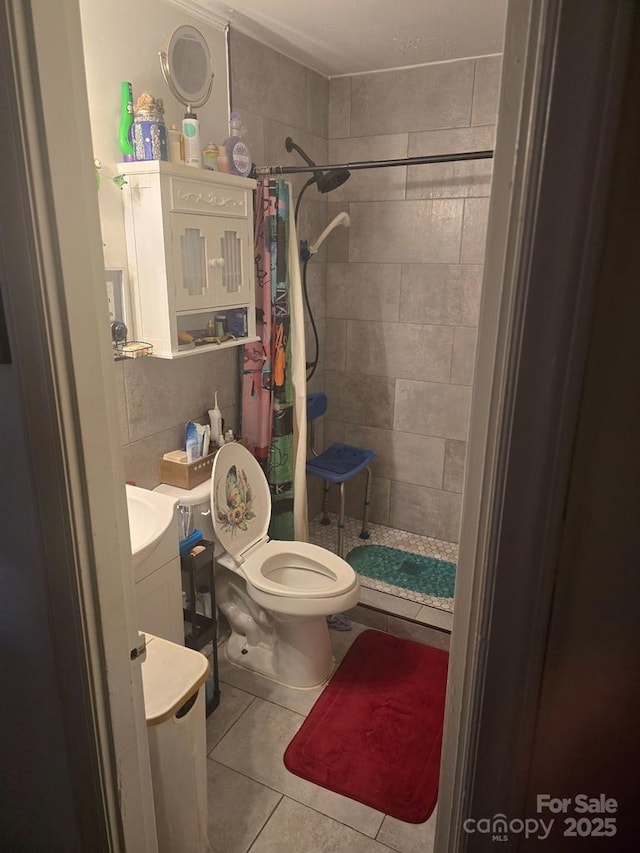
[171,213,252,312]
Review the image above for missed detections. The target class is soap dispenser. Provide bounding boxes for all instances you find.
[208,392,223,446]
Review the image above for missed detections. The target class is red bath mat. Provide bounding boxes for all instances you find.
[283,629,449,823]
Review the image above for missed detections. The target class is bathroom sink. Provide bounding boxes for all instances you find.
[126,484,178,571]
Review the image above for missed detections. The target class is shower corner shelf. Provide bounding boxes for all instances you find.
[118,160,257,359]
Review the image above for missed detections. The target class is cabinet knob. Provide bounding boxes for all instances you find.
[208,257,226,268]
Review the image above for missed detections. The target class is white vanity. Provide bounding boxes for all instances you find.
[126,484,183,645]
[118,161,258,358]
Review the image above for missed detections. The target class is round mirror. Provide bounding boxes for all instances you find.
[159,25,214,109]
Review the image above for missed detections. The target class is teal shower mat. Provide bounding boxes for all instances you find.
[346,544,456,600]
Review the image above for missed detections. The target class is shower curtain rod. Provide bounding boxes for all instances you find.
[253,149,494,177]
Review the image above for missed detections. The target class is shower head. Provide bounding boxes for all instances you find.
[285,136,351,194]
[316,168,351,193]
[309,212,351,256]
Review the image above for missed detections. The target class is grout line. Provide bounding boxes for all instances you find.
[207,693,256,756]
[245,790,284,853]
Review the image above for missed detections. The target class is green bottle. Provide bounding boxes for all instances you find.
[119,82,134,161]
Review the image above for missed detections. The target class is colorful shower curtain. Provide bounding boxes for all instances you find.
[241,178,308,541]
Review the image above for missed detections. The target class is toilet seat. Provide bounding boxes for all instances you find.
[242,540,358,599]
[211,442,357,599]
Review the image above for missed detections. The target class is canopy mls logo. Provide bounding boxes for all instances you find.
[462,814,553,842]
[463,794,618,842]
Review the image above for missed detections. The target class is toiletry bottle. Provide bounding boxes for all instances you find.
[216,147,229,173]
[223,112,252,177]
[168,124,184,163]
[182,110,202,168]
[119,82,134,161]
[202,142,218,171]
[208,392,223,445]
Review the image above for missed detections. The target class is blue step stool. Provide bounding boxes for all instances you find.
[306,393,375,557]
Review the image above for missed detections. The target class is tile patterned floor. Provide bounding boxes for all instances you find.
[309,513,459,616]
[206,623,438,853]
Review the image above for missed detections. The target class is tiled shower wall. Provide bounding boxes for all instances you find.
[115,36,501,540]
[324,57,501,542]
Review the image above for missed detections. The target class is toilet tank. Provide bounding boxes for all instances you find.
[153,479,214,541]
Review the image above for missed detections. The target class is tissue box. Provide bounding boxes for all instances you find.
[159,451,217,489]
[159,438,248,489]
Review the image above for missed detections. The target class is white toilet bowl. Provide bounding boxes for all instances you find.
[210,442,360,688]
[155,442,360,687]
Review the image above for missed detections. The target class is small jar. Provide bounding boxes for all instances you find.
[133,94,168,161]
[217,148,229,173]
[202,142,218,171]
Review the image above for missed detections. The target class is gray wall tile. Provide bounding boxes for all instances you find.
[400,264,483,326]
[122,348,237,443]
[390,481,462,542]
[444,439,467,494]
[348,199,464,264]
[325,319,347,372]
[451,326,478,385]
[345,321,454,383]
[122,425,185,489]
[328,76,351,139]
[325,370,395,429]
[407,125,495,199]
[394,379,471,441]
[326,263,401,321]
[345,424,445,489]
[350,60,475,136]
[460,196,490,264]
[472,55,502,126]
[113,361,129,444]
[230,31,318,134]
[328,135,408,202]
[307,70,329,139]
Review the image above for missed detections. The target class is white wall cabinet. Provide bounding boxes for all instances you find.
[119,161,257,358]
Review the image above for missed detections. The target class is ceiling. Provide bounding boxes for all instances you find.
[188,0,508,77]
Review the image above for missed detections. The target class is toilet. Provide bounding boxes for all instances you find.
[156,442,360,689]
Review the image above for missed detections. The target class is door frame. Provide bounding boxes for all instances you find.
[1,2,157,849]
[437,0,636,848]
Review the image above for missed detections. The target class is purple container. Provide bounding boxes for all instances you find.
[133,116,168,161]
[133,96,168,161]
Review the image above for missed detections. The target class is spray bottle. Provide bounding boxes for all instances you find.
[208,392,223,447]
[118,82,134,161]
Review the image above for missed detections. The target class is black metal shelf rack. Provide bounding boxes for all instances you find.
[180,540,220,715]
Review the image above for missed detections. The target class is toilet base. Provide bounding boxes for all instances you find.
[223,615,335,690]
[273,614,334,689]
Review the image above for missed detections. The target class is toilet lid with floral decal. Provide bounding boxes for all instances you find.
[210,442,271,562]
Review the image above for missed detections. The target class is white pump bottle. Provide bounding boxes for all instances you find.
[208,392,223,447]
